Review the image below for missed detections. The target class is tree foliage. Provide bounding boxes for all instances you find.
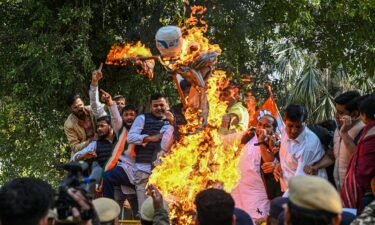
[0,0,374,184]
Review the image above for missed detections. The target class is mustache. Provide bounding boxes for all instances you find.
[74,110,86,119]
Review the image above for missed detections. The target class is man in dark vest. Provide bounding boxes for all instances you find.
[127,93,173,213]
[72,115,115,168]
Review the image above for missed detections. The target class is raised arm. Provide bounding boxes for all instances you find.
[257,128,276,163]
[89,63,107,118]
[99,89,122,134]
[339,115,358,153]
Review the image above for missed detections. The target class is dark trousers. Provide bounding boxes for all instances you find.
[114,187,138,219]
[102,166,138,217]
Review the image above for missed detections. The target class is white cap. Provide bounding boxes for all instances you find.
[155,26,183,58]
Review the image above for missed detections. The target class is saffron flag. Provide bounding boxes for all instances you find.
[252,85,284,134]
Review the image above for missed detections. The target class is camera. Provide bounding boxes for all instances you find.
[55,161,96,221]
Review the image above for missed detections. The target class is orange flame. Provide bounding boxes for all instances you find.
[149,71,243,224]
[106,6,245,224]
[105,6,221,73]
[170,6,221,68]
[105,41,152,65]
[246,92,257,127]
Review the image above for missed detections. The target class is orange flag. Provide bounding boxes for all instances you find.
[251,85,284,133]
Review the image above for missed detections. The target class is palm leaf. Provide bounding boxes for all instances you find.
[313,92,335,122]
[288,54,322,112]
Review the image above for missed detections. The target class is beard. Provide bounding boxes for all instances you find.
[73,110,86,120]
[97,132,107,140]
[124,121,132,130]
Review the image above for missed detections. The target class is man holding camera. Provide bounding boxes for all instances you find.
[0,177,121,225]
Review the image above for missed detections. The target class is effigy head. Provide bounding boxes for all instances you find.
[155,26,183,58]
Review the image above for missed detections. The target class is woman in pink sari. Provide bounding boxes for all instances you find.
[341,94,375,213]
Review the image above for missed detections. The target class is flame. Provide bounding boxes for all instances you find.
[105,6,221,71]
[105,41,152,65]
[246,92,257,127]
[149,70,243,225]
[169,6,222,68]
[106,6,246,224]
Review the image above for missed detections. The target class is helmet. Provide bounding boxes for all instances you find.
[155,26,183,58]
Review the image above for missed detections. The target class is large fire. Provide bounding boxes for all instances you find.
[106,6,246,224]
[149,7,242,224]
[149,70,243,224]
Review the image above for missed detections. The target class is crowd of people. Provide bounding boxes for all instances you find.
[0,63,374,225]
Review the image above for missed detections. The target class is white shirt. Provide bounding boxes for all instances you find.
[279,126,327,193]
[127,115,174,174]
[89,85,107,118]
[231,136,274,222]
[71,141,97,161]
[89,85,121,132]
[89,86,136,194]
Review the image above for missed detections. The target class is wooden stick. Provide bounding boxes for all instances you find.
[172,75,188,109]
[113,56,160,63]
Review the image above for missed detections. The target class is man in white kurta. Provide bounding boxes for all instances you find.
[231,114,279,223]
[231,136,271,221]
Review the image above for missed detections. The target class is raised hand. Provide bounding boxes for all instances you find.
[221,114,231,129]
[256,128,268,142]
[99,89,113,106]
[147,184,164,209]
[91,63,103,87]
[240,127,256,145]
[340,115,352,134]
[164,110,175,125]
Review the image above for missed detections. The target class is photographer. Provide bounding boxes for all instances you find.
[54,189,120,225]
[0,177,54,225]
[0,177,119,225]
[60,188,96,225]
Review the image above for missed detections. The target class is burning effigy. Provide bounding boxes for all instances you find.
[106,6,245,224]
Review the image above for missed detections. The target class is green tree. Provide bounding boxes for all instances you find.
[1,0,374,185]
